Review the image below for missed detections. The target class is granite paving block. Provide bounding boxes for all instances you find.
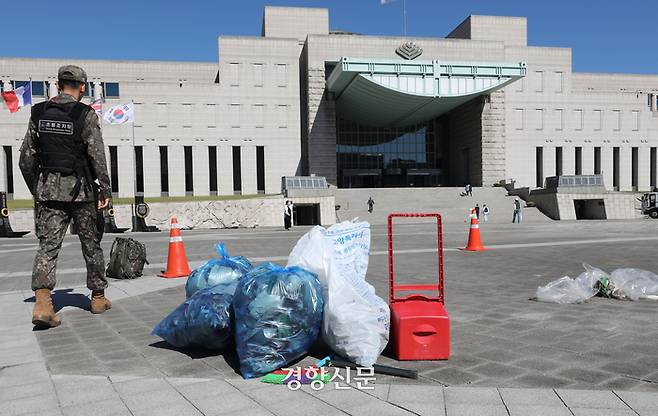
[61,398,131,416]
[445,403,508,416]
[511,374,572,389]
[499,388,564,407]
[556,368,616,384]
[615,391,658,410]
[424,367,481,385]
[469,362,527,379]
[556,389,630,409]
[570,409,637,416]
[507,405,572,416]
[444,387,502,405]
[346,400,417,416]
[186,391,257,416]
[112,377,171,397]
[387,384,444,404]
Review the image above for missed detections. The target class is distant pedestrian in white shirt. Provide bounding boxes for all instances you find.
[482,204,490,222]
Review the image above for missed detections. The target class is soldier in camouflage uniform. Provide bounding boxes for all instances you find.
[19,65,113,328]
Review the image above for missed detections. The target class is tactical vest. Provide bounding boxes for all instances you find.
[31,101,93,200]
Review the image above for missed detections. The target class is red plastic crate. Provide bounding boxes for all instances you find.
[388,213,450,361]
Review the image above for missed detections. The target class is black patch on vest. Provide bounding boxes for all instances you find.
[38,119,74,135]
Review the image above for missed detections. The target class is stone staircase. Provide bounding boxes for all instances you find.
[334,187,552,224]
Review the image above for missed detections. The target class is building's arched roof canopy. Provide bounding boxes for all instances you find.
[326,57,526,127]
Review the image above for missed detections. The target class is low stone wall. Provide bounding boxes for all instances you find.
[530,191,643,220]
[5,195,336,234]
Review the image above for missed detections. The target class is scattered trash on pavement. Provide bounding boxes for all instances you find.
[536,263,658,303]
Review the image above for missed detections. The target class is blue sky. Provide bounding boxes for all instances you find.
[2,0,656,74]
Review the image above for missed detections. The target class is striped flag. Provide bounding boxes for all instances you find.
[1,83,32,113]
[90,98,104,117]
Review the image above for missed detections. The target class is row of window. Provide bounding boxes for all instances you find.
[131,103,290,129]
[536,146,658,190]
[515,71,564,94]
[0,80,120,98]
[515,108,642,132]
[226,62,288,88]
[108,145,266,195]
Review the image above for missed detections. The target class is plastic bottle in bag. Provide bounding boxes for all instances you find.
[185,243,252,298]
[233,263,324,378]
[152,281,239,350]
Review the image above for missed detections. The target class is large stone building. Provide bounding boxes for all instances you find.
[1,5,657,200]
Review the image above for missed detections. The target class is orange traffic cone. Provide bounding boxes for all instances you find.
[461,209,489,251]
[159,217,191,278]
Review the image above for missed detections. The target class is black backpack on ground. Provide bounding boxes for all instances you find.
[106,238,148,279]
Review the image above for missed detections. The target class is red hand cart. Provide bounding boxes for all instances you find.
[388,213,450,360]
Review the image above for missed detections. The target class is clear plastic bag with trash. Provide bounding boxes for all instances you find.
[536,264,608,304]
[185,243,252,298]
[609,268,658,301]
[233,262,324,379]
[151,281,239,350]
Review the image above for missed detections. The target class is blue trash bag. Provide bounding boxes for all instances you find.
[233,263,324,378]
[185,243,252,298]
[152,281,239,350]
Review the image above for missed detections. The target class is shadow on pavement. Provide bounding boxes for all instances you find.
[24,288,90,313]
[149,340,243,375]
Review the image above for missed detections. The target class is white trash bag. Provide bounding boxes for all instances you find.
[609,268,658,301]
[536,264,607,304]
[287,220,390,367]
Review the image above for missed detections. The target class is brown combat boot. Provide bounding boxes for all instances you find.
[90,290,112,314]
[32,289,62,328]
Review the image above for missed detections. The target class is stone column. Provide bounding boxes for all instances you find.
[619,146,632,191]
[0,145,7,193]
[601,146,614,191]
[142,145,161,198]
[11,146,31,199]
[217,144,233,195]
[193,144,210,196]
[117,145,135,198]
[240,145,257,195]
[651,94,657,112]
[481,92,506,185]
[306,67,337,183]
[562,144,575,175]
[582,144,594,175]
[168,144,185,197]
[638,145,651,191]
[544,146,556,182]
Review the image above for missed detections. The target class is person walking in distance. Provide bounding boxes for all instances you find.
[482,204,490,222]
[474,203,480,220]
[512,197,523,223]
[284,200,293,230]
[367,196,374,213]
[19,65,112,328]
[467,183,473,197]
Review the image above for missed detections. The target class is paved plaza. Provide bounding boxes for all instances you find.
[1,217,658,415]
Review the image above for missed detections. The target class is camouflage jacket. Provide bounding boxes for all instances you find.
[19,94,112,202]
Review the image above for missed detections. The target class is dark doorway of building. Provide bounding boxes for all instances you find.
[574,199,606,220]
[294,204,321,225]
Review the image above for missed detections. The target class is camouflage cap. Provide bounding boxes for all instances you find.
[57,65,87,83]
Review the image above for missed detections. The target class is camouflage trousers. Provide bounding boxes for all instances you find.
[32,201,107,291]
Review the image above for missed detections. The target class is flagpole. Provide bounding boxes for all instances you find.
[131,99,137,199]
[403,0,407,36]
